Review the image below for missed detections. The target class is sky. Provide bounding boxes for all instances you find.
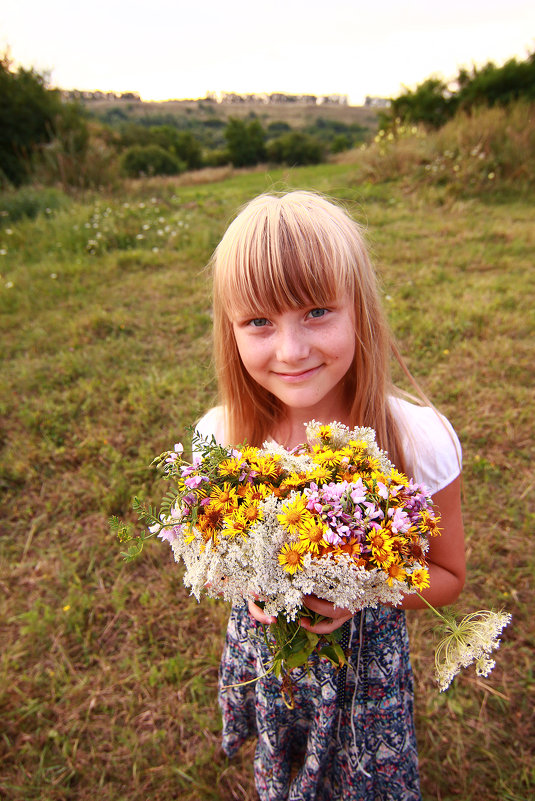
[1,0,534,105]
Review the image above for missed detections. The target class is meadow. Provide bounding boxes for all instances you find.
[0,153,533,800]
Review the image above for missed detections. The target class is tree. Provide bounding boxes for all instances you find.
[224,117,266,167]
[389,78,456,129]
[0,54,64,185]
[120,144,185,177]
[266,132,324,166]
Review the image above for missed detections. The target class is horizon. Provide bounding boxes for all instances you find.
[2,0,534,106]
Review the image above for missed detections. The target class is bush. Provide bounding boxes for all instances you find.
[120,145,185,178]
[350,101,535,196]
[266,132,324,166]
[0,55,63,186]
[0,185,68,224]
[224,118,266,167]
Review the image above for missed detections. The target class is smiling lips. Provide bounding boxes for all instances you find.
[273,365,323,382]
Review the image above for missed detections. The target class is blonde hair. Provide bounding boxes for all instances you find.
[211,190,408,470]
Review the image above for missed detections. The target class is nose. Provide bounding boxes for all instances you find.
[275,322,310,363]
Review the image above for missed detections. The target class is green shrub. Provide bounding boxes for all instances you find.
[0,185,69,224]
[224,118,266,167]
[120,144,185,178]
[266,131,324,166]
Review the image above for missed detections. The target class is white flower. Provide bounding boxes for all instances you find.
[434,610,512,691]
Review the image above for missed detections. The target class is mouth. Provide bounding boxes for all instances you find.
[274,365,322,382]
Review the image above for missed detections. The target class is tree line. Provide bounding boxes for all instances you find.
[382,51,535,129]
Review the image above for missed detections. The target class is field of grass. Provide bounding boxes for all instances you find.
[1,160,533,800]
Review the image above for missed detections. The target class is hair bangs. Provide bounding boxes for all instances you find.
[213,192,355,320]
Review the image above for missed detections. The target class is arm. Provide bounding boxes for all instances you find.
[398,474,465,609]
[249,474,466,633]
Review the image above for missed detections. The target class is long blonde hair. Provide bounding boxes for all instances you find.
[211,190,408,471]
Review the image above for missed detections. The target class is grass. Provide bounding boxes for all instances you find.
[0,160,534,800]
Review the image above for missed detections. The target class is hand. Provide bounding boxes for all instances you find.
[299,594,354,634]
[248,598,277,625]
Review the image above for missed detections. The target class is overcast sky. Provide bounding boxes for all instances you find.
[2,0,534,104]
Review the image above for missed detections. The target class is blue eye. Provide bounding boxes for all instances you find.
[308,308,327,319]
[249,317,269,327]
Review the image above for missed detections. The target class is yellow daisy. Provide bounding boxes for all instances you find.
[222,515,249,539]
[240,501,264,525]
[411,568,430,591]
[250,454,282,481]
[278,541,306,574]
[209,482,239,514]
[276,495,313,535]
[218,457,243,477]
[386,563,407,586]
[243,483,271,503]
[299,519,329,553]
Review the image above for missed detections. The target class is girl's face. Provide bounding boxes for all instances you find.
[232,299,355,425]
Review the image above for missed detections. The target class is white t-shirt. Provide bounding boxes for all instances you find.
[195,397,461,496]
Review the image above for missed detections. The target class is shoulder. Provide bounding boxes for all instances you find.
[388,396,462,495]
[194,406,227,447]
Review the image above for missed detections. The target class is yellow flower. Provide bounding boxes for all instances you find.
[218,457,243,477]
[280,472,309,491]
[317,424,333,440]
[240,501,264,525]
[243,483,271,503]
[250,454,282,480]
[299,520,329,553]
[209,482,239,514]
[390,468,409,487]
[277,495,313,535]
[278,541,306,574]
[222,515,249,539]
[241,445,260,461]
[386,563,407,586]
[308,464,333,484]
[312,448,340,468]
[411,568,430,591]
[198,503,225,536]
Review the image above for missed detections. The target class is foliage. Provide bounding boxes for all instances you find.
[349,101,535,197]
[0,54,63,185]
[386,51,535,129]
[266,131,324,165]
[224,117,266,167]
[0,185,69,224]
[120,144,186,177]
[389,77,455,129]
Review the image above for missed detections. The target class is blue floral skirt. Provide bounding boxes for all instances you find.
[218,604,421,801]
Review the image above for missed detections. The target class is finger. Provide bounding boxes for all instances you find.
[302,594,350,620]
[300,612,353,634]
[248,599,276,625]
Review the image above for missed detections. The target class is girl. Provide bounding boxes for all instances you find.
[196,190,465,800]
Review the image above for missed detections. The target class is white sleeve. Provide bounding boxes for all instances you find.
[389,397,462,495]
[193,406,227,454]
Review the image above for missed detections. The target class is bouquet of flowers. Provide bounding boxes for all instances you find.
[111,420,510,693]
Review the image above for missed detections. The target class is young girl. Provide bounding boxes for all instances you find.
[195,190,465,801]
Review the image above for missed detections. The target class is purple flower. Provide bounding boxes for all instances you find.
[185,474,207,489]
[157,525,183,543]
[349,479,366,505]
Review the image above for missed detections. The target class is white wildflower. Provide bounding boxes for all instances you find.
[434,610,512,691]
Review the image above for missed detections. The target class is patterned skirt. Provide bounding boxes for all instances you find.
[218,604,421,801]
